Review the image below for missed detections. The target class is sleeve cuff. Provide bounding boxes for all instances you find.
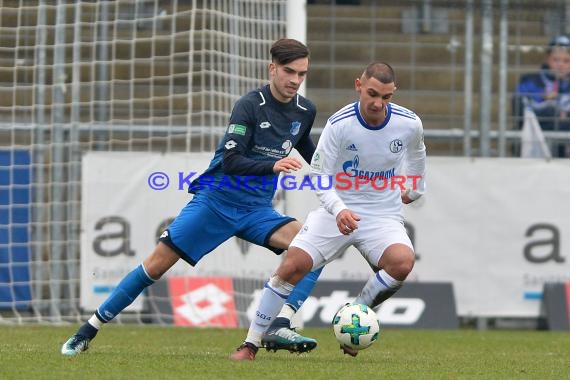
[331,201,348,218]
[407,189,422,201]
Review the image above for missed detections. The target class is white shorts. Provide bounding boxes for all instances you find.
[290,208,413,271]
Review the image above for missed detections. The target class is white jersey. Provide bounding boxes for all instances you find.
[310,101,426,221]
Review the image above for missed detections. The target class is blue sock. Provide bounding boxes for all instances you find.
[77,322,99,340]
[285,267,323,311]
[95,264,154,323]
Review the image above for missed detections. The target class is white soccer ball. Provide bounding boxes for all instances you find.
[332,303,380,351]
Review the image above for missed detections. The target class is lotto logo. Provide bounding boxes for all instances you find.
[250,280,459,329]
[377,298,426,324]
[168,277,238,327]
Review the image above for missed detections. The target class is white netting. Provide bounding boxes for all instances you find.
[0,0,287,324]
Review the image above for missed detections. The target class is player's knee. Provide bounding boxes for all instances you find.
[393,259,414,280]
[277,248,313,283]
[143,243,179,280]
[381,247,415,280]
[277,260,304,284]
[385,265,412,281]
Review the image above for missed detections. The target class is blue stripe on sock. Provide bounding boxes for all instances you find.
[264,282,289,300]
[375,271,389,287]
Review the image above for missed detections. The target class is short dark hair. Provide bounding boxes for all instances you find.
[270,38,310,65]
[362,62,396,84]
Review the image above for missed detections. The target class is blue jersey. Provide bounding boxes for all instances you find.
[191,84,317,206]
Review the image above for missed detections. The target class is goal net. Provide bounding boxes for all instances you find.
[0,0,290,326]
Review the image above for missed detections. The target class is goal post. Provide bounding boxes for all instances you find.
[286,0,307,96]
[0,0,302,326]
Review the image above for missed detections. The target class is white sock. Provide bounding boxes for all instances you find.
[354,269,402,307]
[245,276,294,347]
[276,304,296,320]
[88,314,103,330]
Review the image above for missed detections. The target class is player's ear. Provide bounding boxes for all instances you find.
[355,78,362,92]
[268,62,276,76]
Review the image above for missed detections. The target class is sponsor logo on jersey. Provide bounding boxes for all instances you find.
[227,123,247,136]
[282,140,293,154]
[290,121,301,136]
[252,144,289,158]
[342,155,395,180]
[224,140,237,150]
[259,121,271,129]
[345,143,358,151]
[311,151,323,171]
[390,139,403,153]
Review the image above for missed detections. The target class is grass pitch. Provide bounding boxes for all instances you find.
[0,325,569,379]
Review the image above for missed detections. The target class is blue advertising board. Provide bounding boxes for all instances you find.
[0,150,32,309]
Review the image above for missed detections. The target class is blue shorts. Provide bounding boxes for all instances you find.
[159,193,295,266]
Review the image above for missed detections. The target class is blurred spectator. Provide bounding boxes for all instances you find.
[513,35,570,157]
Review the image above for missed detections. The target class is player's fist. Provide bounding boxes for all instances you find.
[273,157,302,174]
[336,209,360,235]
[401,189,414,204]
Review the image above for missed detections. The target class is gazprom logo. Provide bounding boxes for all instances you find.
[342,155,359,173]
[342,154,395,180]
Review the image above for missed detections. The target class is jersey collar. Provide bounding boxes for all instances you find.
[355,102,391,130]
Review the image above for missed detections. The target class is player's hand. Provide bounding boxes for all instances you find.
[401,189,414,204]
[273,157,303,174]
[336,209,360,235]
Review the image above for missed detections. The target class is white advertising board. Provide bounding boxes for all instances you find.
[82,153,570,317]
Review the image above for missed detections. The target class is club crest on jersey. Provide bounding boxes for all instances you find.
[290,121,301,136]
[390,139,403,153]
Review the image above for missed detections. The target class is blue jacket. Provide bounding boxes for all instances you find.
[513,64,570,131]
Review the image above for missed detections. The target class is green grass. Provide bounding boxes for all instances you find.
[1,325,569,380]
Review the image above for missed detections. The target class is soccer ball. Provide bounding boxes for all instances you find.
[332,303,380,351]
